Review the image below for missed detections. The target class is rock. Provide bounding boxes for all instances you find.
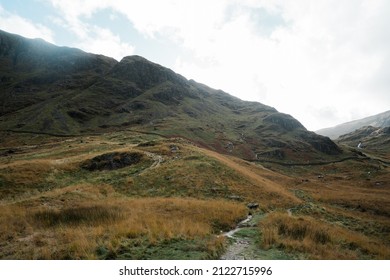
[225,142,234,150]
[299,131,342,155]
[81,152,142,171]
[247,203,259,210]
[169,144,179,152]
[228,195,242,201]
[0,149,17,157]
[264,113,305,131]
[257,149,285,160]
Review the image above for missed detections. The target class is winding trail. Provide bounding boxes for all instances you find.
[220,215,255,260]
[220,239,252,260]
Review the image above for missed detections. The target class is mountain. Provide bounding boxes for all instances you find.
[337,126,389,144]
[316,110,390,139]
[337,126,390,160]
[1,30,389,261]
[0,29,341,162]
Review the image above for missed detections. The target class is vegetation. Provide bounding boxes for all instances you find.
[0,130,389,259]
[1,29,344,164]
[0,196,245,259]
[0,30,389,260]
[259,212,390,259]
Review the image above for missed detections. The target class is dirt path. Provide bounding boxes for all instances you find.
[143,152,164,169]
[220,238,252,260]
[220,212,295,260]
[220,215,256,260]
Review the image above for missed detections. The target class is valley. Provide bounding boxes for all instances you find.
[1,130,389,259]
[0,29,389,260]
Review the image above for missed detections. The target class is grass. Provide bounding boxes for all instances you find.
[0,131,389,260]
[0,196,246,259]
[0,131,300,208]
[103,235,226,260]
[233,227,259,239]
[130,153,240,199]
[258,212,390,259]
[33,205,124,226]
[268,157,390,250]
[0,133,251,259]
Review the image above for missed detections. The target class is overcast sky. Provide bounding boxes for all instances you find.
[0,0,389,131]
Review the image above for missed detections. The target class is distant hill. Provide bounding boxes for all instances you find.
[316,110,390,139]
[0,29,342,162]
[336,126,390,159]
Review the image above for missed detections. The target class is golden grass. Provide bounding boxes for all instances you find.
[0,161,52,186]
[0,196,246,259]
[133,144,301,209]
[197,147,301,207]
[259,212,390,259]
[2,132,389,259]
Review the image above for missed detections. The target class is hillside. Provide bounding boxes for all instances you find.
[0,130,389,260]
[316,110,390,139]
[0,29,341,163]
[0,29,389,260]
[337,126,390,161]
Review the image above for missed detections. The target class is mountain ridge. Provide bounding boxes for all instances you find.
[336,125,390,161]
[316,110,390,139]
[1,30,389,261]
[0,29,341,162]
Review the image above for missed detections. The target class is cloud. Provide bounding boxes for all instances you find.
[172,0,390,129]
[76,26,134,61]
[0,5,54,43]
[47,0,134,60]
[40,0,390,129]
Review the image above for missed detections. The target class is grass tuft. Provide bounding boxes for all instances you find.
[33,205,123,226]
[0,197,246,259]
[258,212,390,259]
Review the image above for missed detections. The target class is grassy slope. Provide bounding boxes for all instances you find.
[0,131,389,259]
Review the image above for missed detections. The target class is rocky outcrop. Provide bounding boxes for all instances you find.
[109,56,187,90]
[299,131,342,155]
[336,126,390,151]
[264,113,305,131]
[337,126,389,142]
[81,152,142,171]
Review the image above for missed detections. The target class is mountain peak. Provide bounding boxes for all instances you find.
[111,54,187,89]
[120,55,150,63]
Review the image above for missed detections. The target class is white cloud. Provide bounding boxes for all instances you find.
[76,26,134,61]
[0,5,54,43]
[47,0,134,60]
[43,0,390,129]
[172,0,390,130]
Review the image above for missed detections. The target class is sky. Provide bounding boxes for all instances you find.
[0,0,389,131]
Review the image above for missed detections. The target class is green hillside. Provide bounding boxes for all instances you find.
[0,29,341,163]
